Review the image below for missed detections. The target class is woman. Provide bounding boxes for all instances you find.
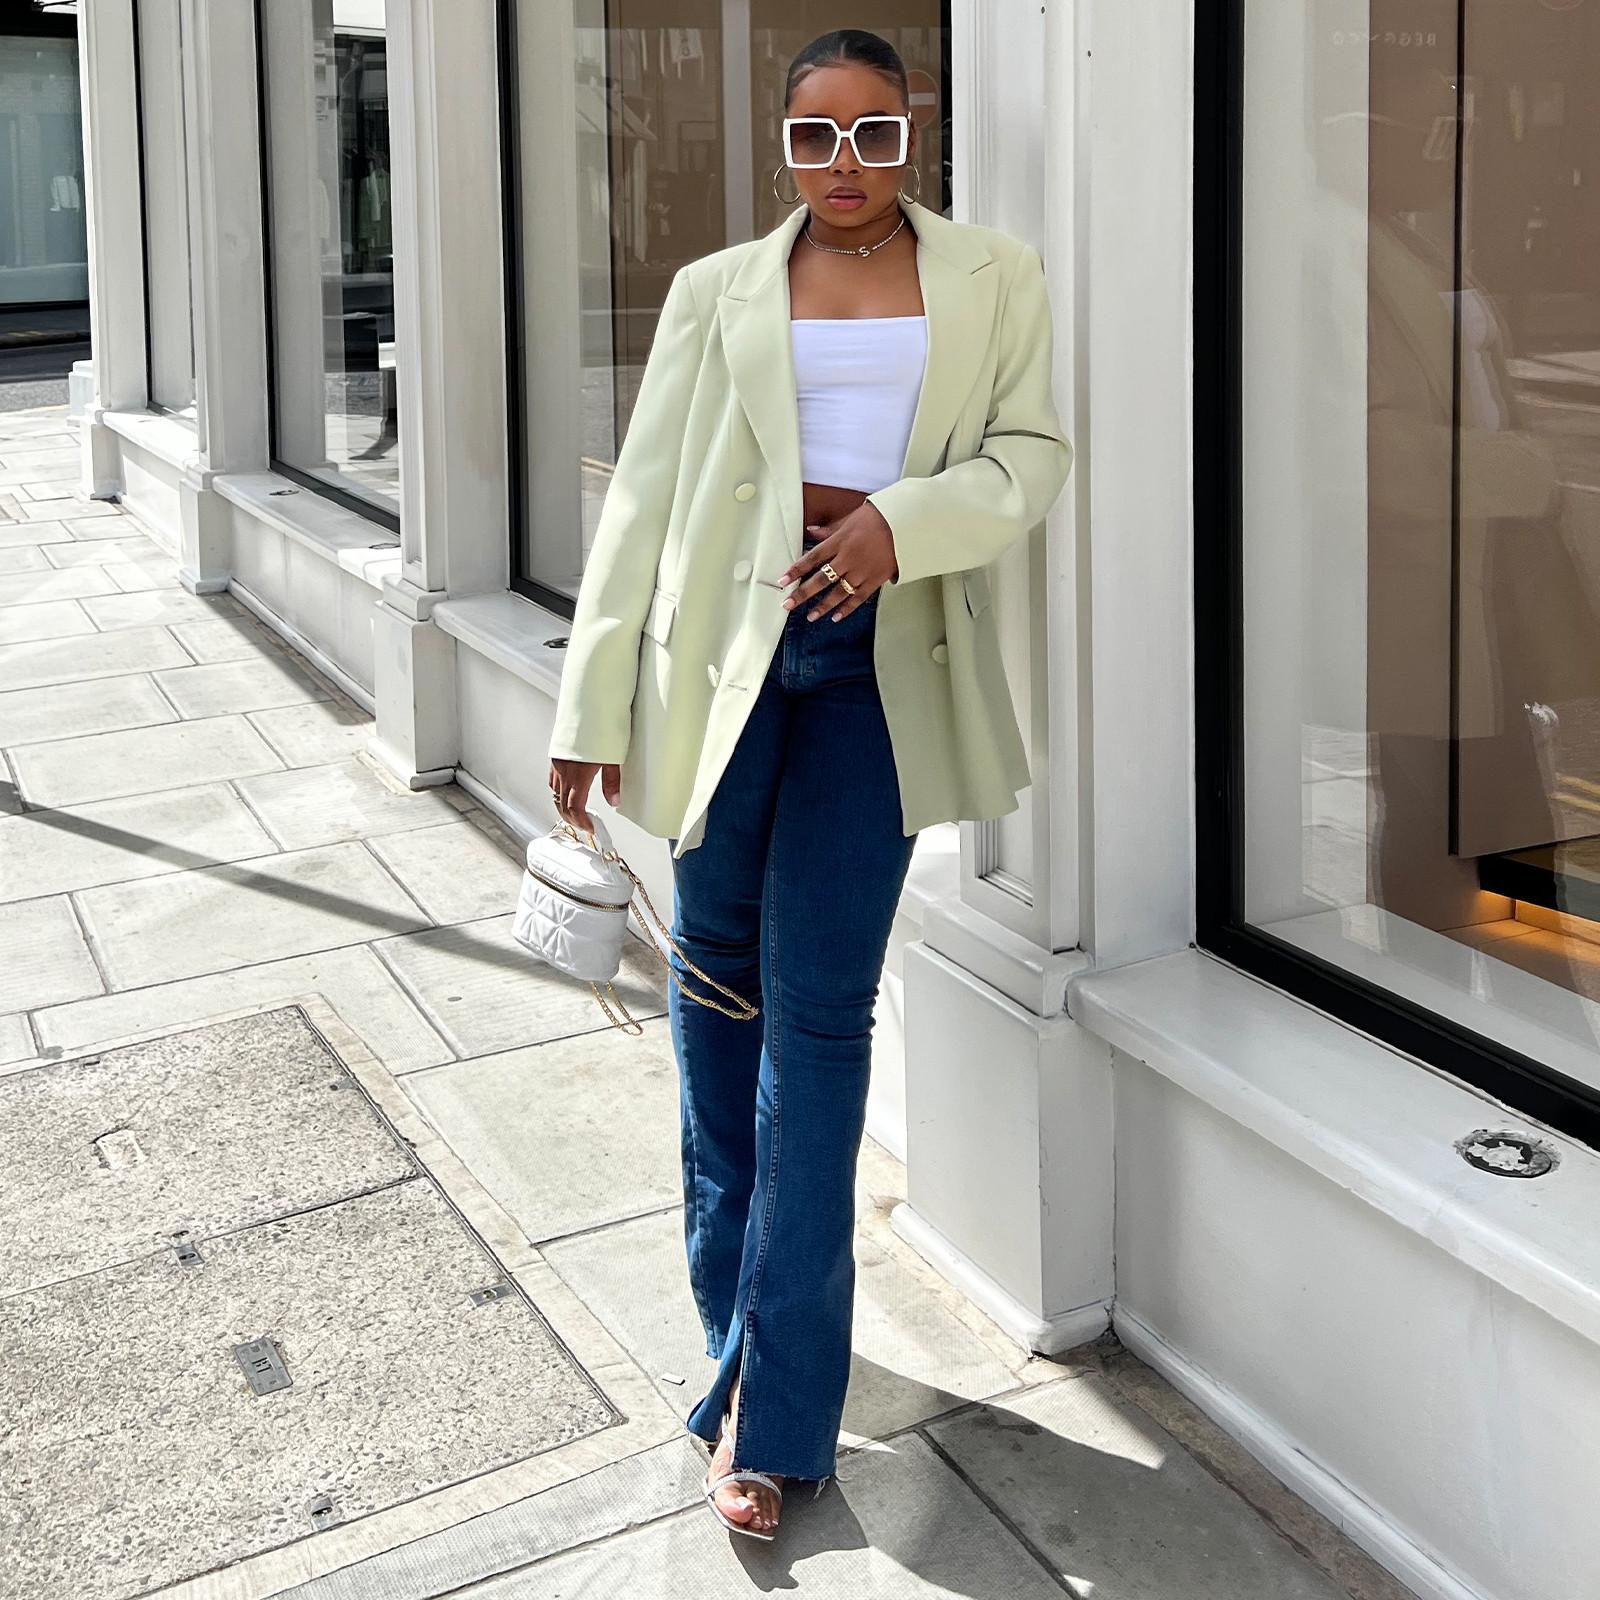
[547,29,1071,1540]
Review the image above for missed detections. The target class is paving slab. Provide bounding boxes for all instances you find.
[0,564,119,605]
[0,545,49,573]
[21,491,116,518]
[64,513,159,541]
[41,534,164,567]
[153,656,333,719]
[0,1008,417,1296]
[0,895,104,1011]
[76,840,433,989]
[0,674,176,746]
[104,559,183,592]
[234,757,463,850]
[170,613,292,664]
[366,820,524,924]
[462,1430,1064,1599]
[0,1180,617,1600]
[249,699,376,767]
[0,1012,34,1065]
[79,587,245,627]
[403,1023,683,1245]
[0,625,191,691]
[0,598,95,644]
[376,914,668,1057]
[32,944,452,1074]
[0,781,277,901]
[0,518,71,548]
[9,713,284,806]
[926,1373,1349,1599]
[274,1439,712,1600]
[2,455,81,484]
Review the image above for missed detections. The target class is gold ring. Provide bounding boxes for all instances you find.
[820,562,839,582]
[839,576,857,595]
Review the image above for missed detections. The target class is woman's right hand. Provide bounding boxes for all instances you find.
[549,758,620,832]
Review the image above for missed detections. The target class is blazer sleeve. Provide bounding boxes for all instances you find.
[866,243,1073,587]
[547,266,706,765]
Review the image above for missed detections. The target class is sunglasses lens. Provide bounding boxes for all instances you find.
[854,118,905,165]
[788,120,837,166]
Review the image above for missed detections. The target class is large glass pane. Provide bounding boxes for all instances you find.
[1240,1,1600,1086]
[136,0,196,414]
[509,3,951,604]
[0,30,87,311]
[259,0,399,518]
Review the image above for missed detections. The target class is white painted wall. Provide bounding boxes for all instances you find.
[1115,1054,1600,1600]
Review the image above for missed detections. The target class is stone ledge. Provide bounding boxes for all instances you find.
[1070,947,1600,1349]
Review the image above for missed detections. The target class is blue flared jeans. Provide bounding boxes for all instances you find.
[666,584,918,1493]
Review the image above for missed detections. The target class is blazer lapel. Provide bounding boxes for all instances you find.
[896,199,998,478]
[716,196,999,539]
[718,205,809,543]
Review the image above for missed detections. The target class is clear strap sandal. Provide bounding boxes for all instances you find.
[702,1413,783,1541]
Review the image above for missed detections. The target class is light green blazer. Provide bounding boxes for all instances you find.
[548,197,1074,859]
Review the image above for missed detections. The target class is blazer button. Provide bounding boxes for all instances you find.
[732,558,753,582]
[707,662,720,687]
[733,481,757,502]
[930,642,950,665]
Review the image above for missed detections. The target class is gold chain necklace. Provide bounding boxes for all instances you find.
[802,211,907,259]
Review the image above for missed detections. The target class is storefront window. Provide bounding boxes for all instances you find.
[258,0,400,524]
[504,2,952,609]
[136,0,196,415]
[0,19,87,316]
[1201,0,1600,1134]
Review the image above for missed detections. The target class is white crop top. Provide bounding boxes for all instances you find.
[791,316,927,495]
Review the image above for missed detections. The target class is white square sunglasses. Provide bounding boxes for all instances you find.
[782,114,910,169]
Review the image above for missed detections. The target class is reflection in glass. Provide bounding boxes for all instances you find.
[509,3,950,602]
[260,0,399,517]
[137,0,196,413]
[1241,0,1600,1085]
[0,31,87,311]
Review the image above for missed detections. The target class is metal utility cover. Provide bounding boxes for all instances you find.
[1,1008,417,1296]
[1,1180,615,1600]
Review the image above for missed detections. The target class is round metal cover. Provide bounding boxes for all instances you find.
[1455,1128,1558,1179]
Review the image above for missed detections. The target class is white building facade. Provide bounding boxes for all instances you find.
[72,5,1600,1598]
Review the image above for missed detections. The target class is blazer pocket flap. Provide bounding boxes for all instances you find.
[961,567,993,618]
[643,587,678,646]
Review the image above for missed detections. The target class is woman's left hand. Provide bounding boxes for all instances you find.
[777,501,900,620]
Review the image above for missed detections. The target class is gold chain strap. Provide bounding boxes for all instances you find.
[553,821,760,1029]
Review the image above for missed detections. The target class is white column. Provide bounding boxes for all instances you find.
[890,0,1113,1358]
[175,0,273,593]
[77,0,148,496]
[370,0,509,787]
[1078,0,1195,967]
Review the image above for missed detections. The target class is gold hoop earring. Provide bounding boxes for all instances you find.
[772,164,802,206]
[897,164,924,205]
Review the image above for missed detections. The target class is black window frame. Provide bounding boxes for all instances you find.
[499,0,956,618]
[1193,0,1600,1150]
[251,0,402,535]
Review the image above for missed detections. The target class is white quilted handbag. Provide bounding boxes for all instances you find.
[512,813,759,1035]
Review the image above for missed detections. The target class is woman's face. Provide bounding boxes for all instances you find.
[784,62,916,230]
